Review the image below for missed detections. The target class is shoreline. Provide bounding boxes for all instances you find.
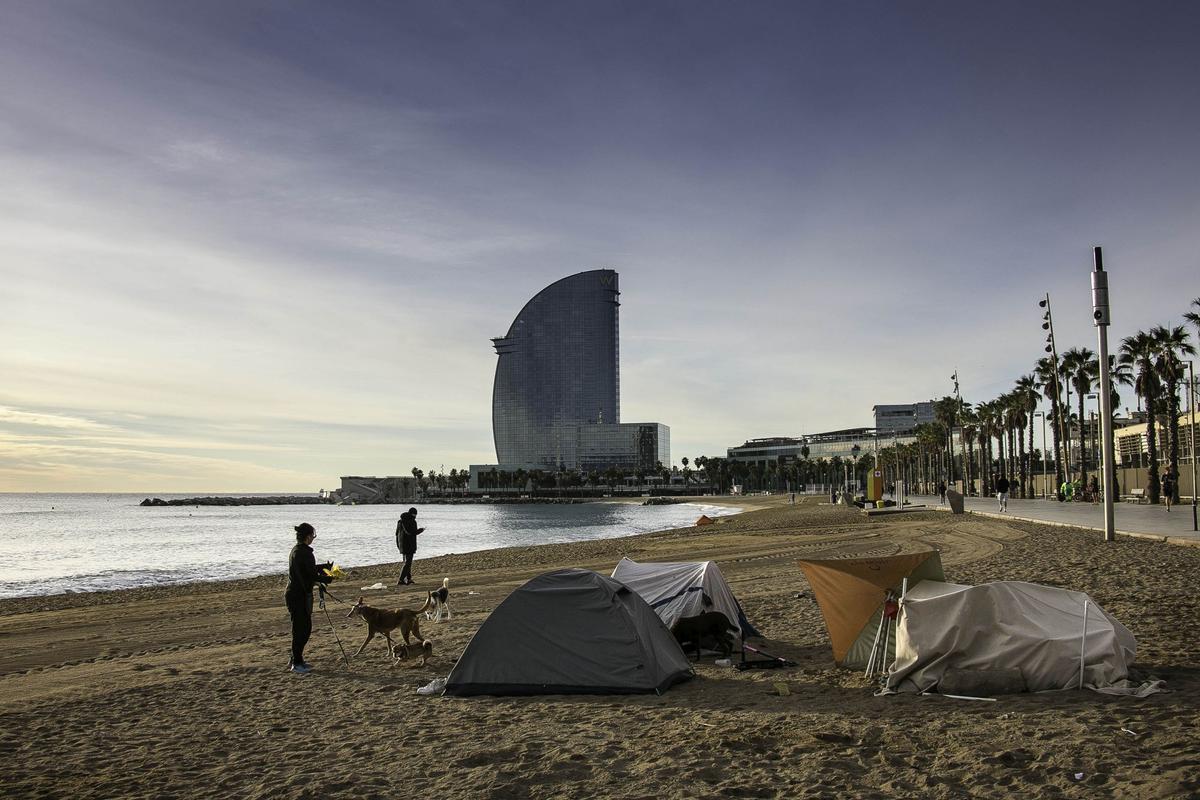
[0,495,770,614]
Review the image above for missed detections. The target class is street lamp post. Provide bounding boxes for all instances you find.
[1035,411,1048,498]
[1091,246,1116,541]
[951,370,963,492]
[1040,294,1069,489]
[1086,392,1099,490]
[851,444,861,493]
[1189,361,1197,532]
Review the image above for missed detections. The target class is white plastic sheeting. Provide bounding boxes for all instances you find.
[887,580,1144,694]
[611,557,758,637]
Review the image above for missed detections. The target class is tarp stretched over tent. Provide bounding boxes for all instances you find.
[886,580,1140,694]
[611,557,760,638]
[798,550,944,668]
[443,568,693,696]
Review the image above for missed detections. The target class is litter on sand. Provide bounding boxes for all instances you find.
[360,582,387,590]
[1120,728,1140,737]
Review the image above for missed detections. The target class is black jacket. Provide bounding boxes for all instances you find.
[286,543,330,597]
[396,511,423,554]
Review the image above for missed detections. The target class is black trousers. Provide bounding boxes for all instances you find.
[399,552,414,584]
[286,591,313,665]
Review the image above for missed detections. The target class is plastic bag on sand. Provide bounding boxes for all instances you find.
[417,677,447,696]
[360,582,387,590]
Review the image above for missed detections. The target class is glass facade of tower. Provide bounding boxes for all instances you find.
[492,270,621,468]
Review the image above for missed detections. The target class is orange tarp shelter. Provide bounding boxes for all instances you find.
[798,550,944,668]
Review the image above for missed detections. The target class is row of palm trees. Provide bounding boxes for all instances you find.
[877,297,1199,503]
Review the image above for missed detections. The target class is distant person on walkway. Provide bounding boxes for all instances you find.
[789,491,796,504]
[995,475,1010,512]
[1089,475,1100,503]
[285,523,332,674]
[830,485,838,504]
[937,481,946,506]
[1162,472,1174,512]
[396,507,425,585]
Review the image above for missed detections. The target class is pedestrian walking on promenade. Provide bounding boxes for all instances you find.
[995,475,1010,512]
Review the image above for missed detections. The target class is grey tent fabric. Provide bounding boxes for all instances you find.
[611,557,760,638]
[444,568,694,696]
[886,580,1141,694]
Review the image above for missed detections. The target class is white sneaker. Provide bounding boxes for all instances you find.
[416,677,447,695]
[290,663,312,674]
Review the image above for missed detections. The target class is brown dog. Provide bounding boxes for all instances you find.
[393,639,433,667]
[346,596,430,658]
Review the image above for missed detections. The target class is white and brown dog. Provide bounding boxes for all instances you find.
[425,577,452,623]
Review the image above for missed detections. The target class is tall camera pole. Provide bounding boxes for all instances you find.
[1091,247,1116,542]
[1189,360,1197,532]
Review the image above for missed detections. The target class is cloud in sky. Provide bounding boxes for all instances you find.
[2,1,1198,490]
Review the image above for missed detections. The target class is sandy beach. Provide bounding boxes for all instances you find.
[2,497,1198,799]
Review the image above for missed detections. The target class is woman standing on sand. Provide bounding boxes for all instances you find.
[285,523,332,674]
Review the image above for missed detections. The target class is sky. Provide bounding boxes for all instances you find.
[2,1,1198,492]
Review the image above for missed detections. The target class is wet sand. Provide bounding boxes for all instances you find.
[2,497,1198,799]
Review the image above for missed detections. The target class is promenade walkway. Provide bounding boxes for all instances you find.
[909,494,1200,545]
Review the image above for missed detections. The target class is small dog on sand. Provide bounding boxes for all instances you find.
[425,577,452,623]
[393,639,433,667]
[347,597,426,658]
[671,611,736,660]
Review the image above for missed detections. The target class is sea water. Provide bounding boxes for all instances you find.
[0,494,739,599]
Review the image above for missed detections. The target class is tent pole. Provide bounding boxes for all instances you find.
[1078,599,1090,690]
[865,610,885,676]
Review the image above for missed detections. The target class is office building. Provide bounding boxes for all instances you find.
[471,269,669,487]
[873,402,936,435]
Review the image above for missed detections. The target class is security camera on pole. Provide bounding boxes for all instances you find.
[1091,246,1116,542]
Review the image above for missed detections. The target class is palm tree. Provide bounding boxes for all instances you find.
[989,396,1010,487]
[1152,325,1196,503]
[1035,355,1066,491]
[1120,331,1162,503]
[1184,297,1200,339]
[1000,391,1021,489]
[1096,355,1133,495]
[933,396,959,484]
[1061,347,1097,482]
[961,404,978,495]
[974,402,994,495]
[1014,375,1039,499]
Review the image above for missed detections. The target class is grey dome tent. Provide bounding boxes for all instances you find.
[611,557,760,638]
[444,568,694,696]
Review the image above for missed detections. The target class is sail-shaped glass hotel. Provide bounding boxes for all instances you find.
[472,270,668,485]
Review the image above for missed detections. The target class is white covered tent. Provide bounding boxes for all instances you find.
[611,557,759,638]
[885,580,1148,695]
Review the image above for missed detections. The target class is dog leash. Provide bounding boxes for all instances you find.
[318,586,352,670]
